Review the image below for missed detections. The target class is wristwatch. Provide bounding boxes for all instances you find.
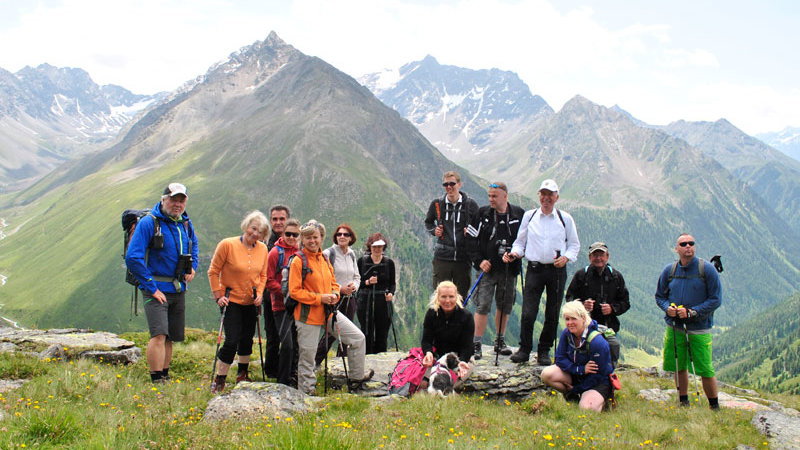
[688,309,697,318]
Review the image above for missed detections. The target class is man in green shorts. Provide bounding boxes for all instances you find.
[655,233,722,409]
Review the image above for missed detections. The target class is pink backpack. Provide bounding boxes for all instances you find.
[388,347,428,397]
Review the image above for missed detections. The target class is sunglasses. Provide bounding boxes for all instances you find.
[283,232,299,238]
[678,241,695,247]
[335,232,351,237]
[442,181,457,187]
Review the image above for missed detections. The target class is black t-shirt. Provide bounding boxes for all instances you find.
[421,307,475,362]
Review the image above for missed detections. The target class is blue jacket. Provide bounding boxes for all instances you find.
[125,202,199,295]
[655,257,721,330]
[554,320,613,396]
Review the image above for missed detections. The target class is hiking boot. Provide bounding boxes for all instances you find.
[210,376,226,394]
[348,369,375,392]
[236,371,251,383]
[510,350,530,363]
[536,351,552,366]
[494,336,512,356]
[473,341,482,360]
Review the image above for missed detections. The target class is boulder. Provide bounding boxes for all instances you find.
[321,345,547,400]
[204,382,316,422]
[751,410,800,450]
[0,327,141,364]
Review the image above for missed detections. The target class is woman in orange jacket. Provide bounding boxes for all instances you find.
[208,210,270,393]
[289,220,373,395]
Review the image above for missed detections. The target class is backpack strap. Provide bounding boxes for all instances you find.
[586,330,601,344]
[276,246,286,276]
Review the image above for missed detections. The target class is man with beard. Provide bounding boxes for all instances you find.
[126,183,199,383]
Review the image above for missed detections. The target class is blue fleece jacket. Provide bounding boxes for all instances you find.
[125,202,199,295]
[554,320,613,396]
[655,256,721,331]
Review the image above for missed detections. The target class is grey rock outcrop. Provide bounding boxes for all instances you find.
[204,382,316,422]
[0,327,140,364]
[751,410,800,450]
[323,346,546,399]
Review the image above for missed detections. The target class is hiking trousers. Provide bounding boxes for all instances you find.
[519,262,566,355]
[295,312,366,394]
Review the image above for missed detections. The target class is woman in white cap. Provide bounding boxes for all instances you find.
[357,232,397,354]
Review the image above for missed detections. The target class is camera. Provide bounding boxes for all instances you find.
[174,254,193,279]
[150,233,164,249]
[496,239,512,259]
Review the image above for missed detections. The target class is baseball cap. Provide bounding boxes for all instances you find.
[163,182,188,198]
[588,242,608,254]
[539,179,559,192]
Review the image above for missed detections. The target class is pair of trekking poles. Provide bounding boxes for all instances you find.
[210,287,266,388]
[670,302,700,404]
[362,266,400,353]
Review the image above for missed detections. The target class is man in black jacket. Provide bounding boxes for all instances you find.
[564,241,630,365]
[424,171,480,300]
[470,182,524,359]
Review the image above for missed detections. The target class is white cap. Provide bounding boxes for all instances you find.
[371,239,386,246]
[163,182,188,198]
[538,179,559,193]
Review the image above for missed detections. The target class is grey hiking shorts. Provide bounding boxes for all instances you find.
[144,291,186,341]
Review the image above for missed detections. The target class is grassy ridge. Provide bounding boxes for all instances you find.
[0,330,775,449]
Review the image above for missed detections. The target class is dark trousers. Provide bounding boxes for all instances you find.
[262,292,280,378]
[315,294,357,366]
[356,289,391,354]
[273,309,298,387]
[519,262,567,354]
[432,258,472,300]
[217,302,257,364]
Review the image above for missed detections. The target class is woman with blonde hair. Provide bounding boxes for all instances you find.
[289,220,373,395]
[540,300,614,411]
[208,210,270,393]
[420,281,474,379]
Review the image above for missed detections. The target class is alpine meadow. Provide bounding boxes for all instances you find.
[2,31,800,394]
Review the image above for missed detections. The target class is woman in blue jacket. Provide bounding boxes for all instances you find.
[541,300,614,412]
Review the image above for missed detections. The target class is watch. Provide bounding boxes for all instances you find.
[688,309,697,318]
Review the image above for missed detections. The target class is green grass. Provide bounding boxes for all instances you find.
[0,330,774,449]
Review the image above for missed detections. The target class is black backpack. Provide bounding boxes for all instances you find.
[121,209,160,316]
[280,250,310,315]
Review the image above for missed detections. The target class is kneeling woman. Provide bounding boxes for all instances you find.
[541,300,614,411]
[421,281,474,381]
[208,210,270,393]
[290,220,373,395]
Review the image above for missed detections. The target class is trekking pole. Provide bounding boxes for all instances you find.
[495,264,510,367]
[435,202,442,240]
[331,309,350,389]
[680,316,701,400]
[324,304,333,395]
[669,303,682,403]
[254,287,265,381]
[211,287,231,387]
[368,283,376,354]
[388,293,399,352]
[462,271,484,308]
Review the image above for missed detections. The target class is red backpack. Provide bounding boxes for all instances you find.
[388,347,428,397]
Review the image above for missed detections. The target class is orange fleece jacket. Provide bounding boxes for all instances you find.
[207,236,269,305]
[289,249,340,325]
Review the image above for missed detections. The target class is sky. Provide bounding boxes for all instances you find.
[1,0,798,135]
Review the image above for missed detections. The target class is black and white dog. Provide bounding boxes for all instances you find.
[427,353,460,396]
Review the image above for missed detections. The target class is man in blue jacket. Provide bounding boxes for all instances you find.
[655,233,721,409]
[125,183,199,383]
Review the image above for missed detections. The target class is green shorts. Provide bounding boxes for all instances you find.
[662,327,714,377]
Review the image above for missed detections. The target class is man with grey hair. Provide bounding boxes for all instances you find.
[504,179,580,365]
[126,183,199,383]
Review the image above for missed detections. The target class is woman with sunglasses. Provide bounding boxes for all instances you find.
[357,232,397,354]
[290,220,373,395]
[315,223,361,365]
[266,218,302,387]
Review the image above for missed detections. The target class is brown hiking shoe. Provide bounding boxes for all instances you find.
[236,372,251,383]
[211,375,226,394]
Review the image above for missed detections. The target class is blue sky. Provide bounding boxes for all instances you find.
[1,0,797,135]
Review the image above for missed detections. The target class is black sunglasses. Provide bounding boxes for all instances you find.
[678,241,695,247]
[284,232,299,238]
[442,181,457,187]
[336,232,351,237]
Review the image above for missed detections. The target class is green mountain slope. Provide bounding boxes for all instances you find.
[715,292,800,394]
[0,33,485,339]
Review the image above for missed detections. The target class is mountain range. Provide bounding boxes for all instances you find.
[0,63,163,191]
[1,33,800,390]
[757,127,800,162]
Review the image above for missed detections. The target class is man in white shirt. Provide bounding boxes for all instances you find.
[503,179,580,365]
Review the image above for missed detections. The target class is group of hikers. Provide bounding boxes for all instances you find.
[124,173,723,411]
